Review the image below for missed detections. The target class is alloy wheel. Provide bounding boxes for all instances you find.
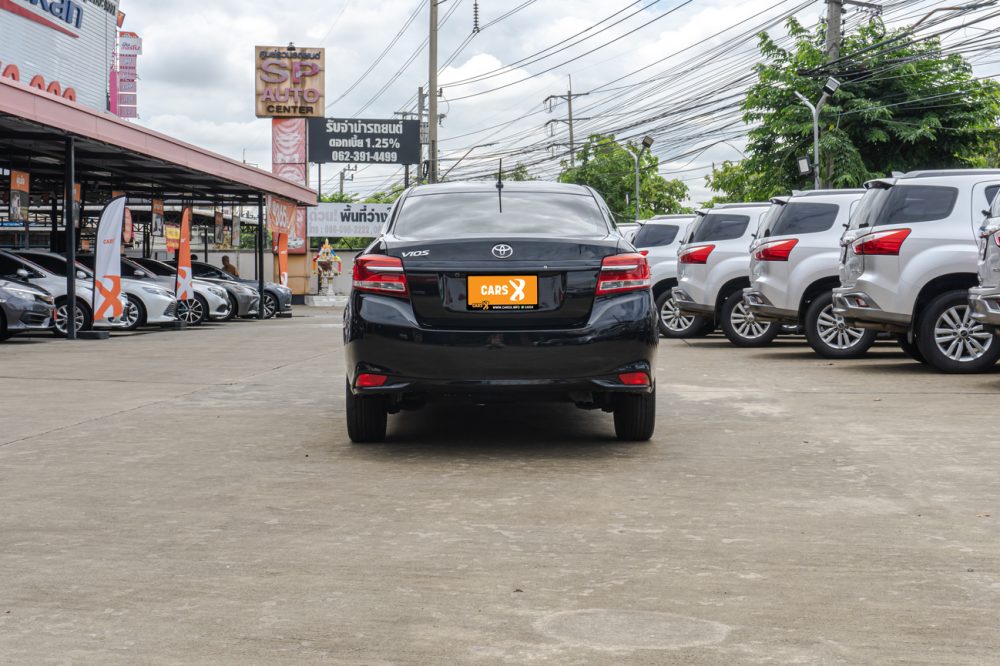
[730,300,770,339]
[933,305,993,362]
[660,295,694,332]
[124,298,141,329]
[263,293,277,319]
[177,298,204,324]
[54,304,85,335]
[815,304,866,350]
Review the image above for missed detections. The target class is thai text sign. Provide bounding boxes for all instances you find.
[255,45,325,118]
[307,203,392,238]
[307,118,421,165]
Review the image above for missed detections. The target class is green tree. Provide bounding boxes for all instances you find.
[320,191,357,203]
[363,183,407,204]
[504,162,535,181]
[708,17,1000,202]
[559,134,690,220]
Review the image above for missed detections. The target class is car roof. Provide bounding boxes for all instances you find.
[790,189,865,197]
[903,169,1000,179]
[406,180,594,197]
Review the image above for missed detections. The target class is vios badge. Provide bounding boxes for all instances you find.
[492,244,514,259]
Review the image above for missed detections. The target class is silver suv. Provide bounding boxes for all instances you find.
[631,215,708,337]
[744,189,874,358]
[672,203,776,346]
[969,191,1000,330]
[833,170,1000,373]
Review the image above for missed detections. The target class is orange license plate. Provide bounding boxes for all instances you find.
[467,275,538,311]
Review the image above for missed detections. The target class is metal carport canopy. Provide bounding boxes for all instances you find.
[0,77,316,207]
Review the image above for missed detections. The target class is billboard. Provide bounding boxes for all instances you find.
[9,170,29,222]
[255,45,325,118]
[307,203,392,238]
[307,118,421,165]
[0,0,121,111]
[113,30,141,119]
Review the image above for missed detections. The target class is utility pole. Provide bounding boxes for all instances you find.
[428,1,439,183]
[826,0,843,62]
[417,86,426,183]
[338,165,356,194]
[544,76,589,167]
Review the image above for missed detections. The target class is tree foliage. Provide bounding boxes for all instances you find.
[559,134,690,220]
[707,17,1000,202]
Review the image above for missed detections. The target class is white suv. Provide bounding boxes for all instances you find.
[969,191,1000,329]
[833,170,1000,373]
[672,203,776,346]
[744,189,874,358]
[631,215,709,337]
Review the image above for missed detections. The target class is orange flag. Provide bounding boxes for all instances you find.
[277,232,289,287]
[175,208,194,300]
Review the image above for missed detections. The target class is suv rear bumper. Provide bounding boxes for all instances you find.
[671,288,714,317]
[743,289,798,324]
[969,286,1000,326]
[832,288,910,332]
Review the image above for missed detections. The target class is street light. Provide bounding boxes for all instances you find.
[794,77,840,190]
[624,135,655,223]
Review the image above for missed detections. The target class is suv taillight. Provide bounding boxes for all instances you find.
[596,253,650,296]
[753,238,798,262]
[678,244,715,264]
[353,255,409,296]
[852,228,911,256]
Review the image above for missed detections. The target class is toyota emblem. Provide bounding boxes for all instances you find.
[492,244,514,259]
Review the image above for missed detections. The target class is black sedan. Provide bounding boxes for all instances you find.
[343,181,658,443]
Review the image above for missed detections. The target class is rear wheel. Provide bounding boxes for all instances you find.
[656,290,712,338]
[613,388,656,442]
[804,293,876,359]
[346,379,388,443]
[916,290,1000,373]
[720,291,779,347]
[123,295,146,331]
[895,334,926,364]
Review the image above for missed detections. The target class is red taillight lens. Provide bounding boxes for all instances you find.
[753,238,799,262]
[596,253,651,296]
[639,250,650,257]
[678,244,715,264]
[353,255,409,296]
[356,373,388,388]
[618,371,650,386]
[852,228,911,256]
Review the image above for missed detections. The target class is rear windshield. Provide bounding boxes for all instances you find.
[392,191,609,239]
[632,224,680,248]
[850,185,958,229]
[767,202,839,237]
[690,213,750,243]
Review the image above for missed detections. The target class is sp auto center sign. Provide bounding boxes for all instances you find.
[0,0,120,110]
[255,45,325,118]
[307,117,421,165]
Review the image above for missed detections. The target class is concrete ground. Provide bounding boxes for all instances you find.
[0,309,997,664]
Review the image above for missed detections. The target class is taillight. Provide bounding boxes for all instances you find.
[678,244,715,264]
[852,228,911,256]
[356,373,388,388]
[994,234,1000,248]
[618,371,650,386]
[596,253,650,296]
[753,238,798,261]
[639,250,649,256]
[353,255,409,296]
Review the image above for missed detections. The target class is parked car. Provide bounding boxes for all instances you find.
[0,250,126,336]
[672,202,776,346]
[129,258,233,325]
[343,181,658,443]
[969,188,1000,330]
[0,277,55,340]
[834,170,1000,373]
[32,252,178,332]
[743,189,874,358]
[187,261,286,318]
[632,214,711,337]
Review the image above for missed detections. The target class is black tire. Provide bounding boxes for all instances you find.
[719,291,779,348]
[803,292,877,359]
[0,311,9,341]
[895,334,927,364]
[53,298,93,337]
[123,295,146,331]
[224,294,239,321]
[656,289,713,338]
[915,290,1000,373]
[613,388,656,441]
[346,379,388,443]
[263,292,278,319]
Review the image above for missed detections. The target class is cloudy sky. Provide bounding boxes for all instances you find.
[123,0,999,203]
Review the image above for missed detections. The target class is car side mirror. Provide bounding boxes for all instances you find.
[76,270,88,280]
[133,269,147,278]
[16,268,29,279]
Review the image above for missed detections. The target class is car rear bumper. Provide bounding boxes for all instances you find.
[743,289,798,324]
[671,287,714,317]
[832,288,910,332]
[345,291,658,399]
[969,286,1000,326]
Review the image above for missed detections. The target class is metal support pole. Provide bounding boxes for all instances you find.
[417,86,426,180]
[428,1,439,183]
[794,91,827,190]
[257,193,265,320]
[339,170,345,195]
[404,164,410,188]
[64,137,77,340]
[566,76,575,168]
[624,146,644,224]
[317,163,323,201]
[50,187,59,252]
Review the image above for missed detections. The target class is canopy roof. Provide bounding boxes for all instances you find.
[0,78,315,207]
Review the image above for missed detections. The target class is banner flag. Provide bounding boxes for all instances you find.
[93,196,127,322]
[277,233,289,287]
[175,208,194,300]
